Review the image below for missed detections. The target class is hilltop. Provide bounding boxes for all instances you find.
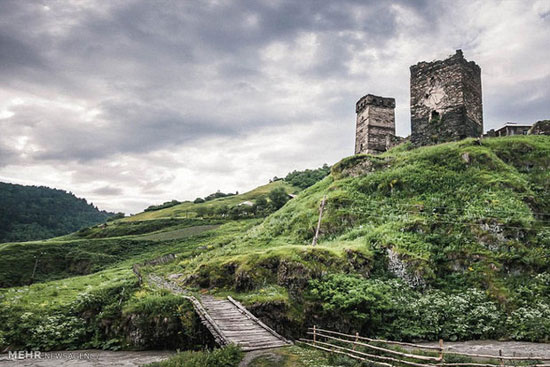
[0,182,114,243]
[0,136,549,355]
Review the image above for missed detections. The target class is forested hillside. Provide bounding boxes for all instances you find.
[0,182,114,243]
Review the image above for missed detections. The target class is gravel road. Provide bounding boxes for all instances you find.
[0,350,174,367]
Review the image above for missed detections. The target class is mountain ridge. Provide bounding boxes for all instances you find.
[0,181,114,243]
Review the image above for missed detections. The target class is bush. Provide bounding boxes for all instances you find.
[145,201,181,212]
[146,345,243,367]
[308,274,505,341]
[268,187,290,210]
[505,302,550,341]
[285,164,331,190]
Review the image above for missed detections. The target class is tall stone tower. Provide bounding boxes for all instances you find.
[355,94,396,154]
[410,50,483,146]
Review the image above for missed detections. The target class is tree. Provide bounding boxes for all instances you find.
[284,164,330,189]
[106,212,125,221]
[194,197,205,204]
[268,187,290,210]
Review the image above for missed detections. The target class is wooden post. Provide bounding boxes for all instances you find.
[352,332,359,350]
[499,349,504,367]
[311,196,327,246]
[313,325,317,344]
[30,254,40,285]
[439,339,444,365]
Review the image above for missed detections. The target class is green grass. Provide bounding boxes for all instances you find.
[145,345,243,367]
[246,345,359,367]
[138,224,221,241]
[0,266,133,310]
[125,181,298,221]
[1,135,550,352]
[158,135,550,341]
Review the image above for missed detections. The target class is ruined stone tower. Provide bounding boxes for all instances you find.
[410,50,483,146]
[355,94,396,154]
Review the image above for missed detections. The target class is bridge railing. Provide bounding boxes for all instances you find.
[299,326,550,367]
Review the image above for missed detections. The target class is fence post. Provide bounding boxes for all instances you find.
[311,196,327,246]
[313,325,317,344]
[499,349,503,367]
[352,332,359,350]
[439,339,444,366]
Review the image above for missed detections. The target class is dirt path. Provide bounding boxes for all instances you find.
[416,340,550,358]
[0,350,174,367]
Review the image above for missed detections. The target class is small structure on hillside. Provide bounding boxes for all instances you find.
[410,50,483,146]
[354,94,397,154]
[485,122,531,137]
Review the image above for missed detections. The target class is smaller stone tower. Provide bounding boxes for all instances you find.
[355,94,396,154]
[410,50,483,146]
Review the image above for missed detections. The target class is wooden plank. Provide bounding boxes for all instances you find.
[227,296,293,345]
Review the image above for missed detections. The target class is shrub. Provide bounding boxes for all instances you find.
[146,345,243,367]
[308,274,505,341]
[285,164,331,189]
[268,187,290,210]
[505,302,550,342]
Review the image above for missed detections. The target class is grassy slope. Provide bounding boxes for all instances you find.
[173,136,549,286]
[1,135,549,353]
[0,220,256,351]
[159,136,550,341]
[125,181,297,221]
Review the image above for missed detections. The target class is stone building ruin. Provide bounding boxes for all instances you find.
[355,50,487,154]
[410,50,483,146]
[354,94,396,154]
[354,50,547,155]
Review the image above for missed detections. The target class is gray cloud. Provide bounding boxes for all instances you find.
[92,186,123,196]
[0,0,548,213]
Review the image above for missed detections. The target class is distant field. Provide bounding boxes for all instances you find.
[125,181,297,222]
[138,224,220,241]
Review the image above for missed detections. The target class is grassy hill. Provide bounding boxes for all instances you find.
[125,180,298,221]
[1,136,549,354]
[0,182,114,243]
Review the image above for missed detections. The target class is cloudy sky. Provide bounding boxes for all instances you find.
[0,0,549,214]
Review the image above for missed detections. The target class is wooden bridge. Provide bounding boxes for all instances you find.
[149,275,292,351]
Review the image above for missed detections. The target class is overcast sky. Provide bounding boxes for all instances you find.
[0,0,549,214]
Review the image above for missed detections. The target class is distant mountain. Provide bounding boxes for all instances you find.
[0,182,114,243]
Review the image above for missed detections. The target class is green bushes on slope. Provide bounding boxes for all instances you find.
[284,164,331,189]
[0,274,213,351]
[146,345,243,367]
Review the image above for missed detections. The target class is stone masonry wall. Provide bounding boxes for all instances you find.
[355,94,396,154]
[410,50,483,146]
